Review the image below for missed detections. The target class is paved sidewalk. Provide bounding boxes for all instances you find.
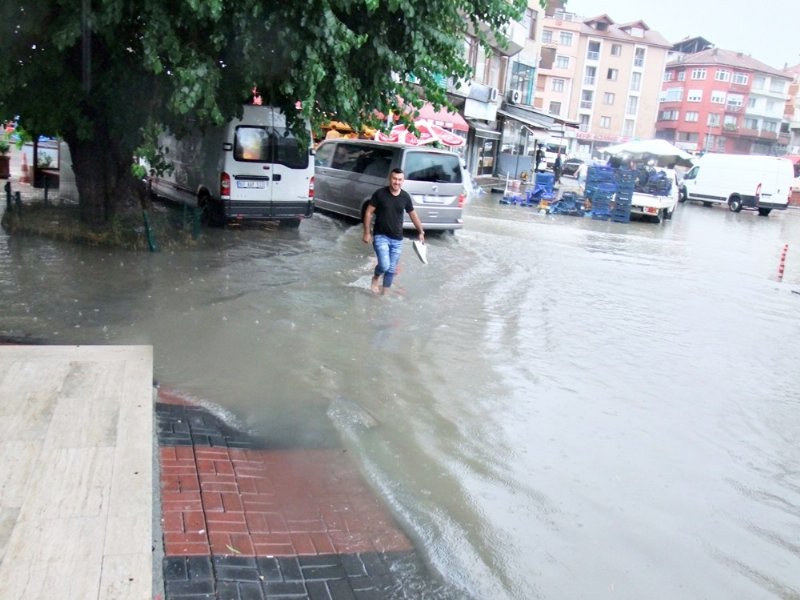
[0,345,154,600]
[156,388,450,600]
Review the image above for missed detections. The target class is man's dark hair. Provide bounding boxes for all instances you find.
[390,168,404,175]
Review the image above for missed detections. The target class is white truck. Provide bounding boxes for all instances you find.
[148,104,315,227]
[629,167,680,223]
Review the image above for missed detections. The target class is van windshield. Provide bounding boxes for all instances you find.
[234,126,308,169]
[404,151,462,183]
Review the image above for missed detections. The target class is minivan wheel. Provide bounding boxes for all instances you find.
[728,196,743,213]
[758,208,772,217]
[199,194,224,226]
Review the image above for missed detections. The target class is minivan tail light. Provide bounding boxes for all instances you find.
[457,192,466,208]
[308,175,315,199]
[220,172,231,198]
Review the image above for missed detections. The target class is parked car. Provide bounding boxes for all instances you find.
[314,140,465,232]
[561,158,584,177]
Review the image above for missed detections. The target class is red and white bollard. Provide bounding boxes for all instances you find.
[777,243,788,282]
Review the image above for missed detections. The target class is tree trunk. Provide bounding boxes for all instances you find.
[64,131,138,227]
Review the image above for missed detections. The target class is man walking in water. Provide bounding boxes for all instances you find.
[363,168,425,295]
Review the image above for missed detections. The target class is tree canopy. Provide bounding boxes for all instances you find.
[0,0,529,225]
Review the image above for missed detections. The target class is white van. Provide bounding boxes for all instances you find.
[679,153,793,216]
[149,105,314,227]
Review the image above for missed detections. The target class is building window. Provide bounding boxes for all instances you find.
[600,116,611,129]
[560,31,573,46]
[677,70,686,81]
[630,72,642,91]
[633,48,645,67]
[510,62,536,105]
[555,55,570,69]
[584,66,597,86]
[523,9,538,40]
[659,110,679,121]
[548,101,562,116]
[611,44,622,56]
[580,90,594,110]
[710,90,726,104]
[542,29,553,44]
[607,68,618,81]
[752,75,765,89]
[662,87,683,102]
[732,72,748,85]
[707,113,721,126]
[626,95,638,115]
[603,92,615,105]
[685,111,699,122]
[551,78,565,92]
[763,120,777,132]
[687,89,703,102]
[587,41,600,61]
[664,71,674,82]
[723,115,737,130]
[726,94,744,108]
[691,68,707,80]
[623,119,635,137]
[766,99,777,112]
[715,69,731,82]
[769,79,786,93]
[744,117,759,130]
[579,114,590,132]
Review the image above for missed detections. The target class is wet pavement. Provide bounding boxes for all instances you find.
[156,387,450,599]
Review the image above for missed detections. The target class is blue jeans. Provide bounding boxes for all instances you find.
[372,234,403,287]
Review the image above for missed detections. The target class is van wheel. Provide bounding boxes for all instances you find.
[280,218,301,228]
[728,196,743,213]
[679,187,687,203]
[199,194,224,226]
[664,208,673,220]
[758,208,772,217]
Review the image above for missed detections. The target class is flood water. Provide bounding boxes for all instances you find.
[2,192,800,599]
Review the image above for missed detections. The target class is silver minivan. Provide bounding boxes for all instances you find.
[313,140,465,231]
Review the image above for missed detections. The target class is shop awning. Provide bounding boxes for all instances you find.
[496,104,554,131]
[467,119,501,140]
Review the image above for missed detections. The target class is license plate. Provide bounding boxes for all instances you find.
[237,180,265,189]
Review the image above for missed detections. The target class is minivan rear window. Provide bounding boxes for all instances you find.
[234,126,308,169]
[404,151,462,183]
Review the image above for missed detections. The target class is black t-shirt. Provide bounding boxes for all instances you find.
[369,187,414,240]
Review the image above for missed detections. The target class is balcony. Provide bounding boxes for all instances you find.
[723,123,738,132]
[725,105,743,113]
[759,130,778,140]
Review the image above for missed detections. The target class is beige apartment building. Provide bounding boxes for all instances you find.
[536,5,671,157]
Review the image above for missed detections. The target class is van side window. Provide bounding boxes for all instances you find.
[315,144,334,167]
[234,126,309,169]
[330,144,360,171]
[404,152,463,183]
[683,166,698,180]
[353,147,394,178]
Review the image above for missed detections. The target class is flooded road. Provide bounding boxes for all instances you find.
[2,194,800,599]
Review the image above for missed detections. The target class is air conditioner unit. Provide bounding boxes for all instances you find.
[488,87,499,102]
[507,89,522,104]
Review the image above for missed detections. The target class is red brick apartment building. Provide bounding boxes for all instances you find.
[655,45,792,156]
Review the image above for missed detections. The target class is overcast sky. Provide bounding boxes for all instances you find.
[563,0,800,71]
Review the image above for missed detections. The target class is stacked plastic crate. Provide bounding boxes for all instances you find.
[610,168,636,223]
[585,166,616,220]
[525,171,556,206]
